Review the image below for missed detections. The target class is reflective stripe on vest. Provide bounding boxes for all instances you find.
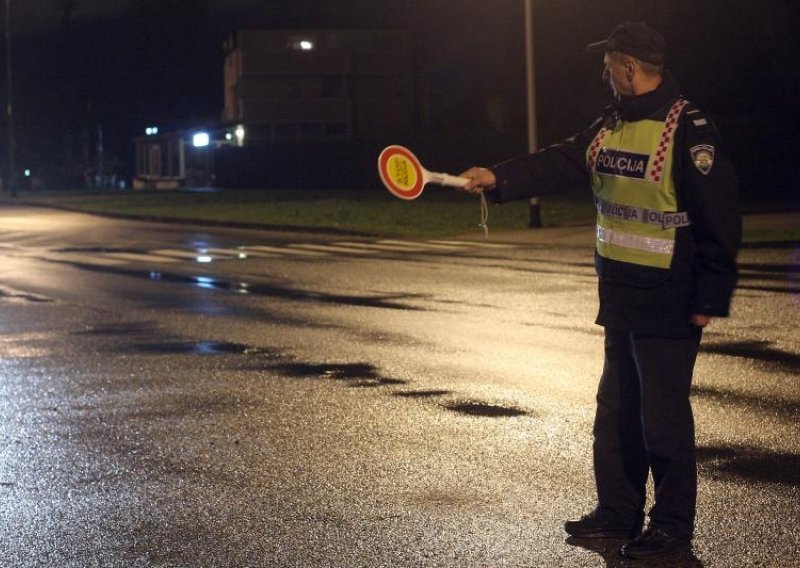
[596,225,674,256]
[587,98,688,270]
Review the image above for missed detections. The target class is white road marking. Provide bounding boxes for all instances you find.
[50,253,129,267]
[204,248,249,259]
[334,241,427,252]
[150,249,210,260]
[289,243,377,255]
[241,245,326,256]
[100,252,181,263]
[428,240,515,249]
[51,238,519,268]
[377,239,465,250]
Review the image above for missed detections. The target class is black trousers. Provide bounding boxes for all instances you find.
[593,327,702,539]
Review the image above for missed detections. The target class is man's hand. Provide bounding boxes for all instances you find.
[690,314,712,327]
[458,167,497,194]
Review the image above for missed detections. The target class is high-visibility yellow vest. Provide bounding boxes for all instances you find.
[586,98,691,269]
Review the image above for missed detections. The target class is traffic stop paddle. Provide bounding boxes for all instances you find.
[377,145,489,236]
[377,145,469,200]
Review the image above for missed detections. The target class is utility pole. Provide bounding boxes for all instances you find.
[57,0,81,185]
[5,0,16,197]
[524,0,541,227]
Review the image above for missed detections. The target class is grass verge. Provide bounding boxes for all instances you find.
[3,188,797,242]
[4,189,597,238]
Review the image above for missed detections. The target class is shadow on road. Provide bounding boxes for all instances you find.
[697,444,800,486]
[692,383,798,420]
[565,536,704,567]
[700,340,800,374]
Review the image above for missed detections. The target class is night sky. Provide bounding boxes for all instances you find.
[5,0,800,197]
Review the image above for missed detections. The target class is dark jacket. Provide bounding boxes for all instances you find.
[488,73,741,336]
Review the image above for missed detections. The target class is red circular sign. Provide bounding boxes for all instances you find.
[378,145,426,200]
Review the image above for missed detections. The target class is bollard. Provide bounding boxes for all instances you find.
[529,197,542,228]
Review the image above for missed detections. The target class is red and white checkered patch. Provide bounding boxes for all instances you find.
[587,127,609,172]
[647,99,689,183]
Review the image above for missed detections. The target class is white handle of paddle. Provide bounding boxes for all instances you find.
[427,171,470,188]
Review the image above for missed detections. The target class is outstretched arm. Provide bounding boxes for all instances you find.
[457,116,605,202]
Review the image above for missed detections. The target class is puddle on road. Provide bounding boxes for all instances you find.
[0,285,53,304]
[71,320,281,358]
[346,377,407,388]
[48,258,424,311]
[270,362,380,379]
[73,322,158,336]
[394,389,452,398]
[127,341,277,356]
[442,401,530,418]
[266,361,408,387]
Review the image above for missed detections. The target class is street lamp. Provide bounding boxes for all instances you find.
[5,0,16,197]
[524,0,541,227]
[192,132,211,148]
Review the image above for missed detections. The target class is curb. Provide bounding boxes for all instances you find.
[5,199,378,238]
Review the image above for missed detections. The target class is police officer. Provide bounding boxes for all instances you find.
[459,22,740,559]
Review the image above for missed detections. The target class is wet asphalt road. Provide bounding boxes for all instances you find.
[0,205,797,567]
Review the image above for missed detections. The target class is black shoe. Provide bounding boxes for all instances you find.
[564,508,642,539]
[620,526,692,559]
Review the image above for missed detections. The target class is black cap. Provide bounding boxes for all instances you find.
[587,22,666,65]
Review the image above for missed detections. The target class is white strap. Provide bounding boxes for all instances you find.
[479,192,489,238]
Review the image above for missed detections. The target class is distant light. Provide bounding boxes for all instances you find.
[196,255,213,263]
[235,125,245,146]
[192,132,210,147]
[24,169,31,177]
[146,126,159,136]
[225,132,233,141]
[299,40,314,51]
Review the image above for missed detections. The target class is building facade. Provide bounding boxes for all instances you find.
[221,29,413,144]
[133,28,413,189]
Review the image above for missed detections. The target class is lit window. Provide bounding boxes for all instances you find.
[289,38,315,51]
